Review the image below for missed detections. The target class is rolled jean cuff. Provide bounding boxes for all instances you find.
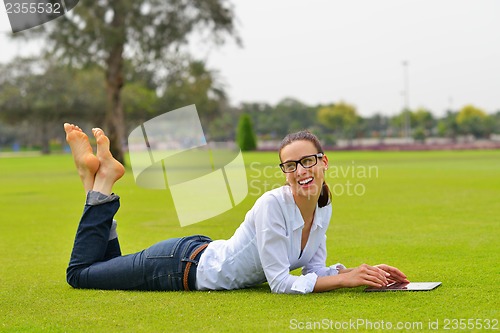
[86,191,120,206]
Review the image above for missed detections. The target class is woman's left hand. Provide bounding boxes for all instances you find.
[375,264,410,284]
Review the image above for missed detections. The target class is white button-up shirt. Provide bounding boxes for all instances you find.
[195,186,345,294]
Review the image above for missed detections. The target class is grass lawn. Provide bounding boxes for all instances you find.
[0,149,498,332]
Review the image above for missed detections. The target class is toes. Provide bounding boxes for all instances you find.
[92,128,105,139]
[93,128,110,149]
[64,123,73,133]
[64,123,83,134]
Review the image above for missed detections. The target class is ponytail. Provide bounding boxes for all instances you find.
[318,182,332,208]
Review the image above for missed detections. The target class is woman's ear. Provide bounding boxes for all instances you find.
[322,154,329,170]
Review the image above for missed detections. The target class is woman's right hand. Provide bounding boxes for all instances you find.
[341,264,390,288]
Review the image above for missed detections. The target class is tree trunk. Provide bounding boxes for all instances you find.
[105,46,125,165]
[104,4,127,165]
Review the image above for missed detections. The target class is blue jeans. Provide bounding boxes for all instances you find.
[66,192,212,291]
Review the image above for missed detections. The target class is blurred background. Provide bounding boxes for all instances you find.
[0,0,499,163]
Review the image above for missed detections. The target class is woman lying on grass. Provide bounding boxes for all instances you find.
[64,123,409,294]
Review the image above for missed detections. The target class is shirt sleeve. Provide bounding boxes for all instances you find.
[303,235,346,277]
[254,195,316,294]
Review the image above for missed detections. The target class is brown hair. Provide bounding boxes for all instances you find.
[278,130,332,207]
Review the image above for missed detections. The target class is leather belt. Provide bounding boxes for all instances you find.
[183,243,209,291]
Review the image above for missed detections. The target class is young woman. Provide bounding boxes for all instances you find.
[64,123,408,294]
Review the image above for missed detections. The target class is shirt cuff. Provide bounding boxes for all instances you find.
[291,272,318,294]
[329,263,346,275]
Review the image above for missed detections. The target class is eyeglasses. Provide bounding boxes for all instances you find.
[279,153,324,173]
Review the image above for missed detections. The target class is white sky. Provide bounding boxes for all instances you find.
[1,0,499,117]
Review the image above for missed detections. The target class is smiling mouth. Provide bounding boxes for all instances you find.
[298,177,314,185]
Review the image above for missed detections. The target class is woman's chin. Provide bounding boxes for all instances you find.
[294,184,321,200]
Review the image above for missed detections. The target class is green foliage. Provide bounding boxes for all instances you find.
[412,126,426,142]
[390,109,415,136]
[0,151,498,331]
[206,107,240,141]
[456,104,491,138]
[236,113,257,151]
[274,98,317,134]
[456,104,487,122]
[0,58,106,153]
[360,113,389,139]
[14,0,239,163]
[18,0,239,67]
[0,58,78,153]
[437,110,459,139]
[159,59,228,128]
[71,66,107,122]
[240,98,317,139]
[0,122,17,146]
[317,101,361,142]
[240,102,276,137]
[413,108,435,131]
[122,81,158,122]
[494,111,500,133]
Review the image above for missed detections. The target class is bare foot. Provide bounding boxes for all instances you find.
[92,128,125,195]
[64,123,99,192]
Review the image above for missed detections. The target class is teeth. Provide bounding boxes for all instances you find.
[298,177,313,185]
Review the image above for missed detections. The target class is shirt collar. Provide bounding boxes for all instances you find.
[292,203,324,231]
[283,186,326,231]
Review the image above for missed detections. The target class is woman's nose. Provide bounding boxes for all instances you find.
[295,163,307,174]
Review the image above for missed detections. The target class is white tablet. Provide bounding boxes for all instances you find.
[364,282,441,292]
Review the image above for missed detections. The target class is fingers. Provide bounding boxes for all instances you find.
[376,264,410,283]
[356,264,390,287]
[385,265,409,282]
[345,264,410,288]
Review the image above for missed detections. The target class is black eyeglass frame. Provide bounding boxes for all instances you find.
[279,153,324,173]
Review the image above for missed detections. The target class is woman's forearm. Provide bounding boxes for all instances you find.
[313,264,400,292]
[313,274,347,292]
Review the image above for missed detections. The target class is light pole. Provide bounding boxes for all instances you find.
[402,60,410,140]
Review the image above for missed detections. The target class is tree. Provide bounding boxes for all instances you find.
[207,106,241,141]
[412,108,435,142]
[437,110,459,141]
[238,98,316,140]
[361,113,389,142]
[236,113,257,151]
[275,98,316,136]
[15,0,239,163]
[240,102,275,139]
[0,122,18,148]
[158,58,228,134]
[122,81,159,125]
[413,108,435,132]
[0,58,38,125]
[493,111,500,134]
[0,57,77,154]
[456,104,490,138]
[71,66,108,124]
[317,101,360,144]
[390,109,416,138]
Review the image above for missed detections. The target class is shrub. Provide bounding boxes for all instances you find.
[236,113,257,151]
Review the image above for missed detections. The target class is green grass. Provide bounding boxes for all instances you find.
[0,150,499,332]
